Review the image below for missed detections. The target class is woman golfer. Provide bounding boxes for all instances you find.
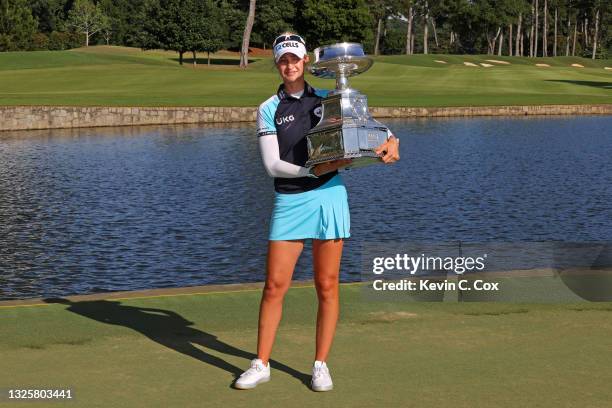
[234,33,399,392]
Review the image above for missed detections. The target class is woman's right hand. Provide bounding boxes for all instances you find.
[313,159,353,176]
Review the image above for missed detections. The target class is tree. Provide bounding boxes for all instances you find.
[101,15,112,45]
[0,0,37,51]
[184,0,225,66]
[565,3,572,56]
[553,1,557,56]
[403,0,415,54]
[443,0,482,54]
[142,0,188,64]
[28,0,65,33]
[297,0,374,49]
[380,15,409,53]
[369,0,397,55]
[373,1,407,55]
[142,0,224,66]
[98,0,147,47]
[8,0,604,57]
[591,4,598,58]
[239,0,255,68]
[219,0,247,50]
[375,12,384,55]
[67,0,108,46]
[505,0,530,56]
[253,0,295,49]
[588,0,609,59]
[471,0,505,55]
[534,0,539,55]
[572,7,577,55]
[515,11,522,55]
[423,0,429,54]
[542,0,548,56]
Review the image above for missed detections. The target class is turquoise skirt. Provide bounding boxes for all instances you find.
[269,174,350,241]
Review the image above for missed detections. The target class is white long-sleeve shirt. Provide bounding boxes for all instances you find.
[258,133,311,178]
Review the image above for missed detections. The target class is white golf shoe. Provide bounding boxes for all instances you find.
[234,358,270,390]
[311,360,333,392]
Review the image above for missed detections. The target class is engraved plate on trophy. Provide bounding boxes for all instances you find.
[305,43,390,169]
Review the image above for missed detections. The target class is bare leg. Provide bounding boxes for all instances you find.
[257,240,304,365]
[312,238,344,362]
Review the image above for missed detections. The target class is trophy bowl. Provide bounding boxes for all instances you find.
[310,43,374,82]
[305,43,390,168]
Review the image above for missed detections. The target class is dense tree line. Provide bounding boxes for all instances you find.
[0,0,609,60]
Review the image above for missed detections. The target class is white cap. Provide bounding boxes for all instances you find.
[273,35,307,62]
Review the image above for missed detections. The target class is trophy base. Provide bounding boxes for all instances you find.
[305,151,382,168]
[305,122,388,169]
[305,87,390,170]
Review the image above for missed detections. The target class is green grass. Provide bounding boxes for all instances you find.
[1,282,612,407]
[0,285,612,408]
[0,46,610,107]
[375,53,612,68]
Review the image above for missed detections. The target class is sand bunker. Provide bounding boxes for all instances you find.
[434,60,447,64]
[535,63,550,67]
[571,63,584,68]
[463,62,478,67]
[604,67,611,70]
[480,63,494,67]
[486,59,510,65]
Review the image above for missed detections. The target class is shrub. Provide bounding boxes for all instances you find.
[31,33,50,50]
[48,31,84,50]
[0,35,13,52]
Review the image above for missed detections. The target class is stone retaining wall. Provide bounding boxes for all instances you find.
[369,104,612,118]
[1,104,610,132]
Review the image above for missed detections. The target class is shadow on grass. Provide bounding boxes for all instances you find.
[43,298,310,388]
[170,58,256,66]
[546,80,612,89]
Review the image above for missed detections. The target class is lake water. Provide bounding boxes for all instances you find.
[1,116,611,300]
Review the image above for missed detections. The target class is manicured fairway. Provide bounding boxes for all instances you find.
[1,282,611,407]
[1,46,610,107]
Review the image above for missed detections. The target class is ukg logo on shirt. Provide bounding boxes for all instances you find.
[276,115,295,125]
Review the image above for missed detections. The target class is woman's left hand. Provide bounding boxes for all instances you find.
[374,135,400,164]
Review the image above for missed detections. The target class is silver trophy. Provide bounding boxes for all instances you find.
[305,43,390,169]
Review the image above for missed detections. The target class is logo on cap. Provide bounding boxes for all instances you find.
[273,36,307,61]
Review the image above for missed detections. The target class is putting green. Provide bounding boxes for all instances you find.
[1,282,611,407]
[0,46,610,107]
